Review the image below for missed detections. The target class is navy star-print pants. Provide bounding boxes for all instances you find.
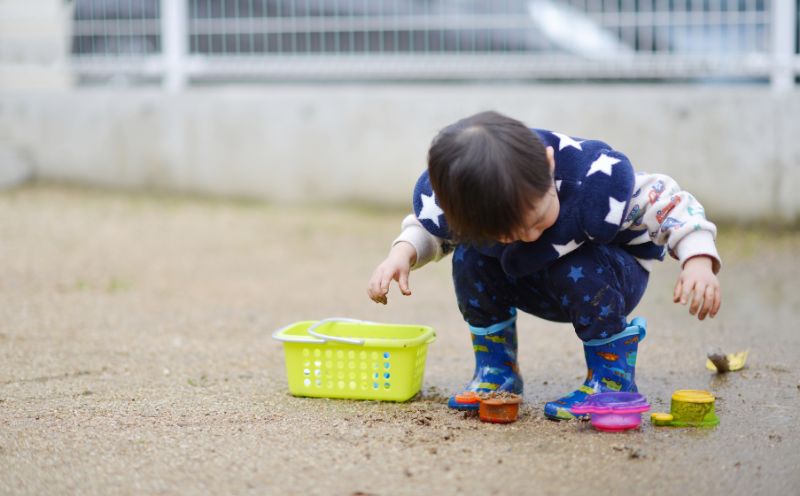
[452,242,649,342]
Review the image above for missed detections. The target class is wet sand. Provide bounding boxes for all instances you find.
[1,185,798,495]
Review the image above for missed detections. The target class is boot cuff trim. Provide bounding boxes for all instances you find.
[584,319,646,347]
[468,310,517,336]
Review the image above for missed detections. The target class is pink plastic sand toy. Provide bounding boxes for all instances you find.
[570,392,650,432]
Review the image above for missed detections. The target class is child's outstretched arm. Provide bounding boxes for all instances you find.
[674,255,720,320]
[367,214,449,304]
[367,241,416,304]
[624,174,722,320]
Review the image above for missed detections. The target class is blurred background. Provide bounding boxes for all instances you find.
[0,0,798,220]
[2,4,799,494]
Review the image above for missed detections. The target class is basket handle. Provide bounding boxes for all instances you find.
[271,321,326,343]
[305,317,375,346]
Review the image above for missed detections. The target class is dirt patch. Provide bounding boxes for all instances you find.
[1,186,799,495]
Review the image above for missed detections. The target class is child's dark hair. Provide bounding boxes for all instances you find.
[427,111,553,243]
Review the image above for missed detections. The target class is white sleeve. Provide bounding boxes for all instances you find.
[392,214,450,270]
[623,173,721,273]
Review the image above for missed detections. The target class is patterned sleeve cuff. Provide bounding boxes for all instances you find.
[674,231,721,273]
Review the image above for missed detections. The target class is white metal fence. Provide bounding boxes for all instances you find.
[69,0,800,89]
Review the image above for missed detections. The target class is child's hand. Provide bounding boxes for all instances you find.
[367,242,417,305]
[673,255,721,320]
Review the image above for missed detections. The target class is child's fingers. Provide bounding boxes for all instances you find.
[367,275,380,300]
[673,279,683,303]
[367,271,382,297]
[378,270,393,294]
[692,282,706,317]
[397,270,412,296]
[368,291,387,304]
[367,268,390,303]
[371,283,388,304]
[367,286,387,304]
[682,286,693,305]
[697,285,715,320]
[371,275,390,304]
[710,286,721,317]
[689,281,705,315]
[679,279,694,305]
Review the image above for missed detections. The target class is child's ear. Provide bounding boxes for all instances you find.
[546,146,556,173]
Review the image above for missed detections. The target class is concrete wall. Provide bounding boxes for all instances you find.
[0,0,73,91]
[0,85,797,223]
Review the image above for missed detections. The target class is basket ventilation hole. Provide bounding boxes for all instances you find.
[384,372,390,379]
[384,362,390,369]
[383,352,391,359]
[373,382,379,389]
[303,369,310,376]
[384,382,391,389]
[303,379,311,387]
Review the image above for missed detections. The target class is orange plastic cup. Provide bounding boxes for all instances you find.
[479,395,522,424]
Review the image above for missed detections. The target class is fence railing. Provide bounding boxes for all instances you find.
[69,0,800,90]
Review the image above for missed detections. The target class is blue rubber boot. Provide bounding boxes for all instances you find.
[447,323,523,410]
[544,317,646,420]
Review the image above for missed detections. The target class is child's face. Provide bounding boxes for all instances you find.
[496,184,560,244]
[497,146,560,244]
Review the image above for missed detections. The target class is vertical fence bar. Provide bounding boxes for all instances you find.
[771,0,796,91]
[162,0,188,91]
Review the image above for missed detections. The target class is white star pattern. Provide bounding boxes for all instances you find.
[555,180,562,192]
[605,197,626,226]
[552,239,584,257]
[551,132,584,151]
[418,192,444,227]
[587,154,621,176]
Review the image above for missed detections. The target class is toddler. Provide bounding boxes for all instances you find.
[367,111,721,419]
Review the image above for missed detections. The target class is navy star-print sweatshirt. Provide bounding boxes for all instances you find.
[394,129,721,277]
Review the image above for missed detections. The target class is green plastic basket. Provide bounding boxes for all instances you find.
[272,318,436,402]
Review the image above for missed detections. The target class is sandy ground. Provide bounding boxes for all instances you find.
[1,185,798,496]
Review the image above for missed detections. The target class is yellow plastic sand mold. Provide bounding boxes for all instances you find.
[651,389,720,428]
[272,318,436,402]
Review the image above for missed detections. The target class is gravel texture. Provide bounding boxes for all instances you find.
[1,185,798,495]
